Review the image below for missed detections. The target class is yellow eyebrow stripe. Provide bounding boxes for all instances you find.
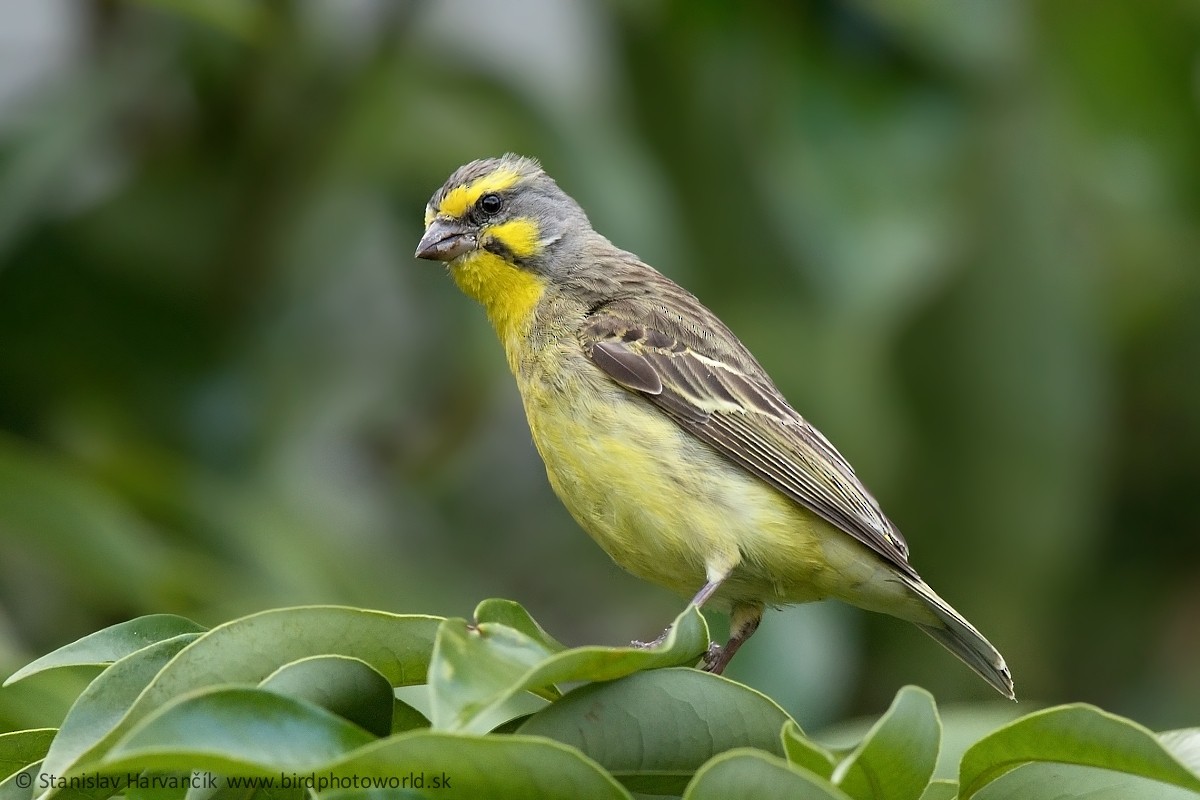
[437,168,522,219]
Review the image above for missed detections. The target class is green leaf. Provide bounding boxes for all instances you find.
[51,607,440,776]
[783,720,838,782]
[472,599,566,653]
[390,700,430,735]
[919,780,958,800]
[973,761,1200,800]
[833,686,940,800]
[959,704,1200,798]
[3,616,206,687]
[1160,729,1200,777]
[99,688,375,776]
[0,761,39,800]
[321,791,425,800]
[260,656,394,738]
[39,634,199,785]
[182,772,303,800]
[683,749,852,800]
[0,731,55,783]
[326,730,631,799]
[429,618,558,731]
[932,705,1026,781]
[429,605,707,734]
[818,703,1021,783]
[518,668,792,795]
[123,772,197,800]
[41,608,439,787]
[488,713,534,735]
[138,607,439,694]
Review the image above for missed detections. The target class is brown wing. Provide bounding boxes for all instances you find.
[581,304,916,578]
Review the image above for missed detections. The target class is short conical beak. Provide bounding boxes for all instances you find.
[415,218,475,262]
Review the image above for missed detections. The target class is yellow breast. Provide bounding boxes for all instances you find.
[514,344,839,608]
[459,275,918,616]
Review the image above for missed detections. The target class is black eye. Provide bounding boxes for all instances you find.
[478,193,503,215]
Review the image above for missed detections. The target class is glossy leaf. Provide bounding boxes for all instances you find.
[390,700,430,735]
[180,771,303,800]
[833,685,940,800]
[429,605,707,733]
[101,688,375,775]
[321,791,425,800]
[518,668,791,795]
[325,731,631,800]
[260,656,394,738]
[123,773,197,800]
[782,720,838,782]
[472,599,566,653]
[918,780,957,800]
[0,762,39,800]
[1160,729,1200,777]
[39,634,199,785]
[40,608,438,786]
[3,616,205,687]
[64,607,440,774]
[959,704,1200,798]
[136,607,440,695]
[684,749,851,800]
[429,618,558,732]
[973,762,1200,800]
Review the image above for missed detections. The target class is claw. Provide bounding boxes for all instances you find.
[700,641,723,672]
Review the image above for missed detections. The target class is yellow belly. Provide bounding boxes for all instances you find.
[517,352,907,612]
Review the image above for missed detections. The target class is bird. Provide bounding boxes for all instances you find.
[414,154,1014,698]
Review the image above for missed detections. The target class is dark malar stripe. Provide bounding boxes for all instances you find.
[482,237,530,267]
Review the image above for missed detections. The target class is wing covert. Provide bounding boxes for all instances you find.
[580,309,914,576]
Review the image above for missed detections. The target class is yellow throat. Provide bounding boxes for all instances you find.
[449,225,546,373]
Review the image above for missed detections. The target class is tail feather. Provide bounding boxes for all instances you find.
[906,579,1015,700]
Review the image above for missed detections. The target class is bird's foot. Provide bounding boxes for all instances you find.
[700,641,725,673]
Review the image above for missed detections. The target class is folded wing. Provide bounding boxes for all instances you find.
[581,301,915,578]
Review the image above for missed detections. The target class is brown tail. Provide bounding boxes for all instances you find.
[906,577,1015,699]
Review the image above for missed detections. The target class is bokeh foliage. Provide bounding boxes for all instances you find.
[0,0,1197,733]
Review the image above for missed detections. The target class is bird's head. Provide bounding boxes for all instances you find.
[415,155,594,351]
[415,154,586,274]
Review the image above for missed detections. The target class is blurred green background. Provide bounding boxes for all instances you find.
[1,0,1197,734]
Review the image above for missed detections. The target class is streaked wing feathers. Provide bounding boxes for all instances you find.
[581,309,914,577]
[591,341,662,395]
